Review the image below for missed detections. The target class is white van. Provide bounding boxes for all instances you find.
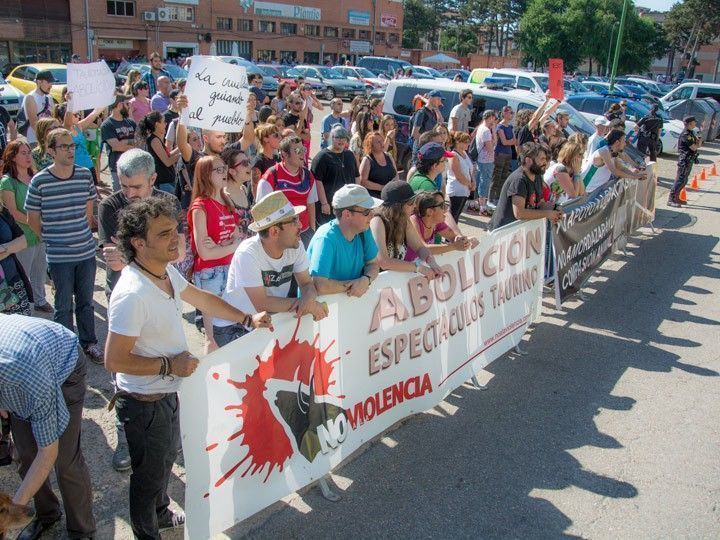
[468,68,549,95]
[660,82,720,105]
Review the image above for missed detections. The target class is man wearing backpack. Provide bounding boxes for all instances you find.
[19,70,54,147]
[410,90,444,158]
[255,136,318,248]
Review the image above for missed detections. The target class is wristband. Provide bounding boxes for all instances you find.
[363,273,374,285]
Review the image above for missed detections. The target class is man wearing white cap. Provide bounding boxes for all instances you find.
[213,192,329,347]
[308,184,381,298]
[585,116,610,161]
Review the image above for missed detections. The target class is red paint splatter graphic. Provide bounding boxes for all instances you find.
[205,319,343,493]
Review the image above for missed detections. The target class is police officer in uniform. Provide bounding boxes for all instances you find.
[668,115,702,208]
[635,104,663,162]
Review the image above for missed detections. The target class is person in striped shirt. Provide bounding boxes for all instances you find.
[25,127,104,364]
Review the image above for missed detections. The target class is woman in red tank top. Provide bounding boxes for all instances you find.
[187,155,241,352]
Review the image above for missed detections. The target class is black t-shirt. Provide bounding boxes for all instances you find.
[98,189,181,295]
[146,134,176,186]
[678,128,699,159]
[490,167,543,230]
[253,153,279,179]
[637,115,663,139]
[411,106,439,135]
[0,106,11,155]
[100,117,137,172]
[311,148,358,205]
[516,125,535,146]
[0,208,23,281]
[283,112,305,130]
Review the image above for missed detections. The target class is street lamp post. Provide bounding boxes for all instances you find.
[605,22,619,77]
[609,0,629,92]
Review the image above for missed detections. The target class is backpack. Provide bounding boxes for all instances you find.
[16,95,50,137]
[468,134,479,161]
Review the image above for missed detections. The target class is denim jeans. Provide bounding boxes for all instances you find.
[157,182,175,194]
[476,162,495,200]
[194,264,229,330]
[15,241,49,306]
[48,257,97,348]
[213,323,249,348]
[116,393,179,540]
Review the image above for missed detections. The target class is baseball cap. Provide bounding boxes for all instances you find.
[35,70,56,83]
[333,184,382,210]
[594,116,610,126]
[330,125,350,140]
[417,142,453,161]
[248,191,305,232]
[427,90,444,99]
[381,180,415,206]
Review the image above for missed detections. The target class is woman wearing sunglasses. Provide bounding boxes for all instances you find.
[187,155,242,352]
[406,190,478,262]
[369,180,443,280]
[221,147,253,239]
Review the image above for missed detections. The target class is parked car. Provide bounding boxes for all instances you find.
[564,78,591,95]
[664,98,716,141]
[212,57,278,94]
[469,68,549,95]
[290,65,366,100]
[581,80,662,108]
[0,73,25,118]
[258,64,326,94]
[619,77,666,97]
[699,98,720,140]
[661,82,720,106]
[566,93,682,154]
[115,62,189,86]
[412,66,443,79]
[357,56,413,78]
[331,66,388,90]
[6,63,66,104]
[439,69,470,81]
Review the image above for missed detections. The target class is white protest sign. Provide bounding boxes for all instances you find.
[66,61,116,112]
[180,56,250,133]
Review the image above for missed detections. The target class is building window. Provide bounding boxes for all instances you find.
[342,28,355,39]
[258,21,276,33]
[281,50,297,63]
[167,6,194,22]
[388,33,399,43]
[375,31,385,43]
[257,49,276,61]
[304,52,319,64]
[238,19,253,32]
[358,30,370,40]
[107,0,135,16]
[305,24,320,36]
[216,17,232,30]
[324,27,338,38]
[216,40,253,57]
[280,23,297,35]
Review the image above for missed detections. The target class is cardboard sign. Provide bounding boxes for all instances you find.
[66,61,116,112]
[548,58,564,101]
[180,56,250,133]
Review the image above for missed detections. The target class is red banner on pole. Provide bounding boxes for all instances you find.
[548,58,564,101]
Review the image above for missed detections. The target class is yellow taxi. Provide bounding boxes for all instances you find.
[6,63,66,103]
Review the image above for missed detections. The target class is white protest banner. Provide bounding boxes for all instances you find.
[180,56,250,133]
[180,219,546,539]
[66,61,116,112]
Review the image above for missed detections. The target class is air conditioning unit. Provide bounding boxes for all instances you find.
[142,11,156,21]
[157,8,171,21]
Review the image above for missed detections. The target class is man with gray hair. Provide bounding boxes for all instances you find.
[150,76,172,113]
[98,148,184,472]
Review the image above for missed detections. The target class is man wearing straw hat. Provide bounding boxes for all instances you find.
[213,191,329,347]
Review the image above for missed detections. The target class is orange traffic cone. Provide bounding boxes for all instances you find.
[711,163,718,177]
[679,187,688,202]
[689,175,699,189]
[700,168,707,181]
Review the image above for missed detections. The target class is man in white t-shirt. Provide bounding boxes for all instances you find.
[214,191,329,347]
[449,88,473,133]
[585,116,610,161]
[105,197,272,539]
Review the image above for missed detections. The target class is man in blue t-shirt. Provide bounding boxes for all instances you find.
[307,184,381,297]
[320,98,346,149]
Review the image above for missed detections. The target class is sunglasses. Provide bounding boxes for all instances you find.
[429,201,448,209]
[348,208,372,216]
[231,159,250,169]
[290,146,306,155]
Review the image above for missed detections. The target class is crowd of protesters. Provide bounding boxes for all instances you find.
[0,51,700,540]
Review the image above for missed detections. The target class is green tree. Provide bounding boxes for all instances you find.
[402,0,441,49]
[439,26,480,56]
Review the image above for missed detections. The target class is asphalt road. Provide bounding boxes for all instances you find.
[1,111,719,539]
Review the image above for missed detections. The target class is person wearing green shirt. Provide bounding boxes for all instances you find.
[409,142,453,193]
[0,140,52,312]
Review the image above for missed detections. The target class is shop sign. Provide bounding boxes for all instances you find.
[348,10,371,26]
[254,1,321,20]
[380,13,398,28]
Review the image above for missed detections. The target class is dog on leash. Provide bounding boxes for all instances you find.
[0,492,34,539]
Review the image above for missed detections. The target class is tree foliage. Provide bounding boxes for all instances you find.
[516,0,668,74]
[402,0,441,49]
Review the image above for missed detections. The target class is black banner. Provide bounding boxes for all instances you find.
[553,179,633,303]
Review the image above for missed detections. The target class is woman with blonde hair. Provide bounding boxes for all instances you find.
[31,117,61,170]
[359,131,398,199]
[544,140,586,203]
[121,69,141,96]
[446,131,476,223]
[379,114,398,161]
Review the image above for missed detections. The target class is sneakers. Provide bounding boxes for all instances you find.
[83,343,105,365]
[158,510,185,532]
[667,198,681,208]
[112,443,131,472]
[34,302,54,314]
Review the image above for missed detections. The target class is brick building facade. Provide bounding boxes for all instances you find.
[0,0,403,67]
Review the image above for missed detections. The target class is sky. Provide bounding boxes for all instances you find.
[635,0,677,12]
